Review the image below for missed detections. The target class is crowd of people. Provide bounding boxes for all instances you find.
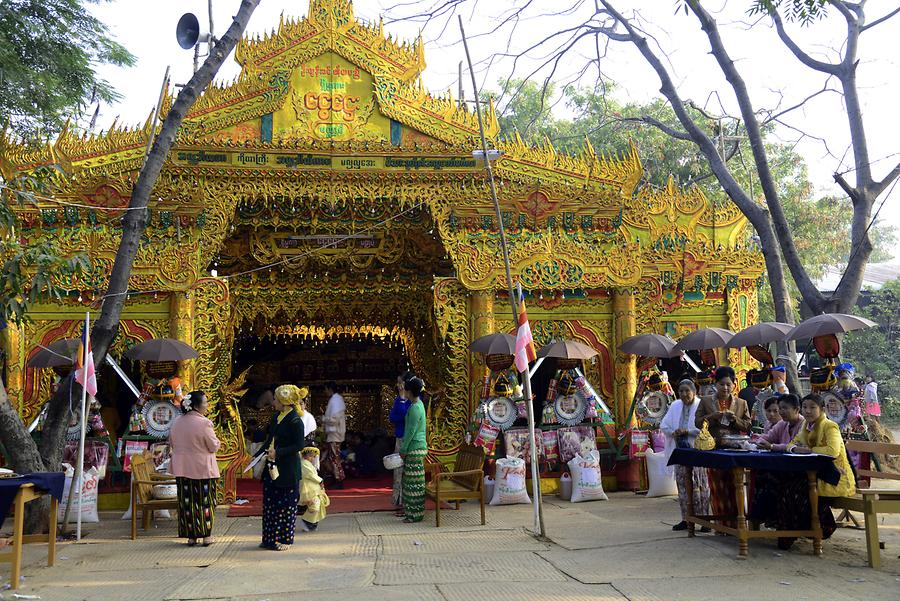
[660,366,857,550]
[166,371,429,551]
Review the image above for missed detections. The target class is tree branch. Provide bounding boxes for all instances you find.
[861,5,900,31]
[873,160,900,197]
[687,0,825,310]
[768,8,841,75]
[617,115,692,141]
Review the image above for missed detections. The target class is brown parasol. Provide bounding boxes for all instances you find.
[468,332,517,355]
[785,313,876,341]
[725,322,794,349]
[672,327,734,352]
[617,333,679,358]
[125,338,199,362]
[536,339,598,360]
[27,338,79,368]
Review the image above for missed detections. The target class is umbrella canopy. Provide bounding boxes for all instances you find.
[785,313,876,341]
[125,338,199,362]
[673,327,734,352]
[725,322,794,349]
[27,338,79,368]
[536,339,598,360]
[468,332,517,355]
[618,333,679,358]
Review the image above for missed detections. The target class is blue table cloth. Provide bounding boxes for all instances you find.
[668,448,841,486]
[0,472,66,526]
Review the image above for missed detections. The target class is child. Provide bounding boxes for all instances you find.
[760,396,782,435]
[299,447,329,532]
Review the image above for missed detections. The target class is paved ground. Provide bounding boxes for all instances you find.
[4,486,899,601]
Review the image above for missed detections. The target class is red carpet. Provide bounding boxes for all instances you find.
[228,474,399,517]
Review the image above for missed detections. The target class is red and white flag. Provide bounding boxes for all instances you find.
[514,287,537,373]
[75,316,97,397]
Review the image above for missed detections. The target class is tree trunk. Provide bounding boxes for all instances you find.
[0,382,55,534]
[91,0,260,363]
[754,222,801,392]
[0,0,261,535]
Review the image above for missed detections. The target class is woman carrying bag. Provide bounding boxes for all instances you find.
[257,384,306,551]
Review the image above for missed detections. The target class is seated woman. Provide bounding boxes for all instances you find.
[755,394,805,452]
[754,396,782,438]
[749,394,805,527]
[778,393,856,550]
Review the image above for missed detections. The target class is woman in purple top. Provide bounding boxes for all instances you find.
[389,371,415,513]
[750,394,805,528]
[756,394,805,451]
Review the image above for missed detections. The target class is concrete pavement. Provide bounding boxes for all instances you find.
[3,489,899,600]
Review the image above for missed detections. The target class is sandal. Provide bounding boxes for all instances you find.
[274,543,291,551]
[394,510,406,517]
[187,539,198,547]
[202,537,214,547]
[402,518,418,523]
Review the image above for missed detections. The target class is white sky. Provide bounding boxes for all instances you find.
[88,0,899,251]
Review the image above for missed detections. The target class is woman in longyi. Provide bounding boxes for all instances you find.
[258,384,306,551]
[169,390,220,547]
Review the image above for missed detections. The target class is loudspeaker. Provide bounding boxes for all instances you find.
[176,13,201,50]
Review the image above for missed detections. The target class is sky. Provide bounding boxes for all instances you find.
[87,0,899,251]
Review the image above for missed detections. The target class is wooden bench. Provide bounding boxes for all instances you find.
[425,444,486,527]
[831,440,900,568]
[130,452,179,540]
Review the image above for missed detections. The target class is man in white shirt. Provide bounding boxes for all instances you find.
[322,382,346,487]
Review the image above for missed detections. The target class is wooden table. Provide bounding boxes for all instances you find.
[669,448,839,558]
[0,483,58,589]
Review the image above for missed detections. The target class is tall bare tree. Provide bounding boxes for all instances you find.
[0,0,261,533]
[388,0,899,384]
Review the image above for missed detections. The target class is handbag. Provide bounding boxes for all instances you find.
[268,460,280,481]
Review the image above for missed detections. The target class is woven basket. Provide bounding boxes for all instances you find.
[383,453,404,470]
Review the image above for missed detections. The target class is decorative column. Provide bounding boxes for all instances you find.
[1,322,23,413]
[468,290,495,410]
[469,290,495,340]
[169,290,195,387]
[612,288,637,427]
[726,280,759,376]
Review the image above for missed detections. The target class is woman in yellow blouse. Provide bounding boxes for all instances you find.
[778,393,856,549]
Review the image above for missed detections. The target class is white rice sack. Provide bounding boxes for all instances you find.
[645,448,678,497]
[490,457,531,505]
[567,450,608,503]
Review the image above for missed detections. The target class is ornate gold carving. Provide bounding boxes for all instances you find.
[431,277,470,453]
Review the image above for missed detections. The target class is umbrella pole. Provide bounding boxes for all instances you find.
[460,18,545,538]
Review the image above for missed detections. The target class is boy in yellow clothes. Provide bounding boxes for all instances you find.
[299,447,329,532]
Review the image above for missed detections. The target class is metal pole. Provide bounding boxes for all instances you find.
[459,16,545,538]
[75,312,90,541]
[143,67,171,167]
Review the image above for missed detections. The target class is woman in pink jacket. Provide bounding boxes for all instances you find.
[169,391,220,546]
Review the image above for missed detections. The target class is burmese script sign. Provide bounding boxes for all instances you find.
[273,53,392,142]
[172,149,477,171]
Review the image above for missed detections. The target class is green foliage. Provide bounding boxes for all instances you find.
[842,278,900,422]
[1,170,89,326]
[748,0,830,24]
[0,0,135,138]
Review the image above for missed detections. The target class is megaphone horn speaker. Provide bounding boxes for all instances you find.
[176,13,201,50]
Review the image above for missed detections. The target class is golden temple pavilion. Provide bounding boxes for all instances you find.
[0,0,763,499]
